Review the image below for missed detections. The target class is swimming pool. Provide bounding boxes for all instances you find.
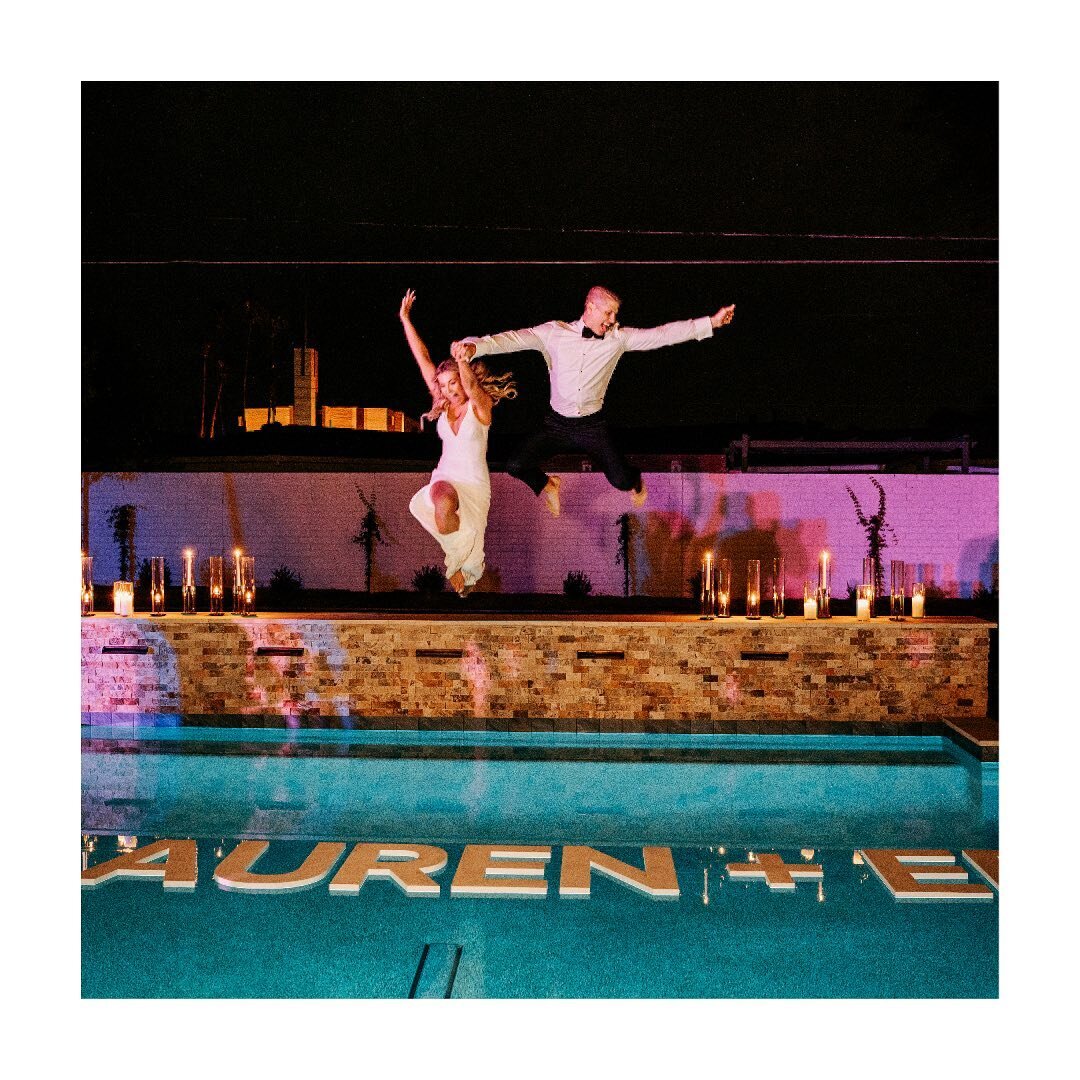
[81,729,997,998]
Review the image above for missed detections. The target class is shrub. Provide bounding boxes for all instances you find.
[351,486,388,593]
[412,564,446,594]
[136,558,172,591]
[845,478,897,600]
[268,564,303,600]
[563,570,593,598]
[107,504,138,581]
[688,570,703,600]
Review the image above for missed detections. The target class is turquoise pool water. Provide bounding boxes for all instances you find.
[81,729,997,998]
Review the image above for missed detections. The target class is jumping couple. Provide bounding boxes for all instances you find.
[399,286,736,595]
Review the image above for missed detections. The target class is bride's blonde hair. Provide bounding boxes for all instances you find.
[422,358,517,424]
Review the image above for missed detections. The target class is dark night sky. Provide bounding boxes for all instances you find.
[82,82,997,462]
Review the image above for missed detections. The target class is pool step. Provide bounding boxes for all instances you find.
[409,943,463,999]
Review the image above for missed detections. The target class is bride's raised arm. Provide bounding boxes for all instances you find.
[398,289,437,396]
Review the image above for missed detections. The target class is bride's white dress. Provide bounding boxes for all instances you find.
[408,399,491,587]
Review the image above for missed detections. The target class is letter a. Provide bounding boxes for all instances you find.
[81,838,197,890]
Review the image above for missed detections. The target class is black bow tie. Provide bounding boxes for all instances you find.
[582,326,605,339]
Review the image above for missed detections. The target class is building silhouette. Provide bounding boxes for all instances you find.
[242,346,419,433]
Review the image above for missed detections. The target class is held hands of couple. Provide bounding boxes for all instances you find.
[451,341,476,362]
[710,304,736,329]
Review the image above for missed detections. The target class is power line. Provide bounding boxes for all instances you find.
[84,258,998,267]
[110,212,999,244]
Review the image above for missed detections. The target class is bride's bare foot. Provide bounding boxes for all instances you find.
[448,570,466,595]
[630,478,647,509]
[542,476,561,517]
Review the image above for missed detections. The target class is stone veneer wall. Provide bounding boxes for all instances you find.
[83,471,998,599]
[82,616,991,730]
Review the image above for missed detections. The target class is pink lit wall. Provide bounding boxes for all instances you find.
[83,471,998,598]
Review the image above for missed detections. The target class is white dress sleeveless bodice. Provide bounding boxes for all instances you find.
[431,400,490,489]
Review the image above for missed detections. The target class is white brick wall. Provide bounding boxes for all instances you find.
[83,471,999,597]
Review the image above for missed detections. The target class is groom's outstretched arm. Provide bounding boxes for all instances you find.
[620,304,735,352]
[452,324,547,362]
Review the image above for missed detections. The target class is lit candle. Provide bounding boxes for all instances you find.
[208,555,224,616]
[81,554,94,616]
[233,548,243,613]
[817,550,831,617]
[113,581,133,616]
[746,560,761,619]
[856,597,870,621]
[911,592,925,619]
[804,597,817,619]
[182,548,197,614]
[240,555,255,616]
[700,552,715,618]
[716,559,731,617]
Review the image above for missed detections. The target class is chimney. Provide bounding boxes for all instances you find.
[293,347,318,426]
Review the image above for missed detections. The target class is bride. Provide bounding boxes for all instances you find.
[399,289,517,596]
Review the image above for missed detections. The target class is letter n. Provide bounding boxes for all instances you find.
[559,846,679,899]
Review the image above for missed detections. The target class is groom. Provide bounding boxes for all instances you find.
[451,286,735,515]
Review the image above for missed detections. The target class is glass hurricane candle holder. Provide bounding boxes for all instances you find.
[81,555,94,616]
[232,549,243,613]
[746,560,761,619]
[716,558,731,618]
[770,557,785,618]
[911,581,926,619]
[113,580,134,617]
[209,556,224,615]
[150,557,166,616]
[182,549,197,614]
[240,556,256,616]
[699,552,716,619]
[862,557,877,617]
[856,584,873,622]
[816,551,832,619]
[890,560,906,620]
[803,580,818,620]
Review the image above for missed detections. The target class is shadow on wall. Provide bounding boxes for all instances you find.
[639,486,829,598]
[370,570,402,592]
[472,562,504,594]
[959,535,999,598]
[911,536,997,599]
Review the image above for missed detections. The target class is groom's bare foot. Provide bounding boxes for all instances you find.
[631,479,648,509]
[448,570,466,595]
[542,476,561,517]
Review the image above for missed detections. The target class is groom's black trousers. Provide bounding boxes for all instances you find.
[506,407,642,496]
